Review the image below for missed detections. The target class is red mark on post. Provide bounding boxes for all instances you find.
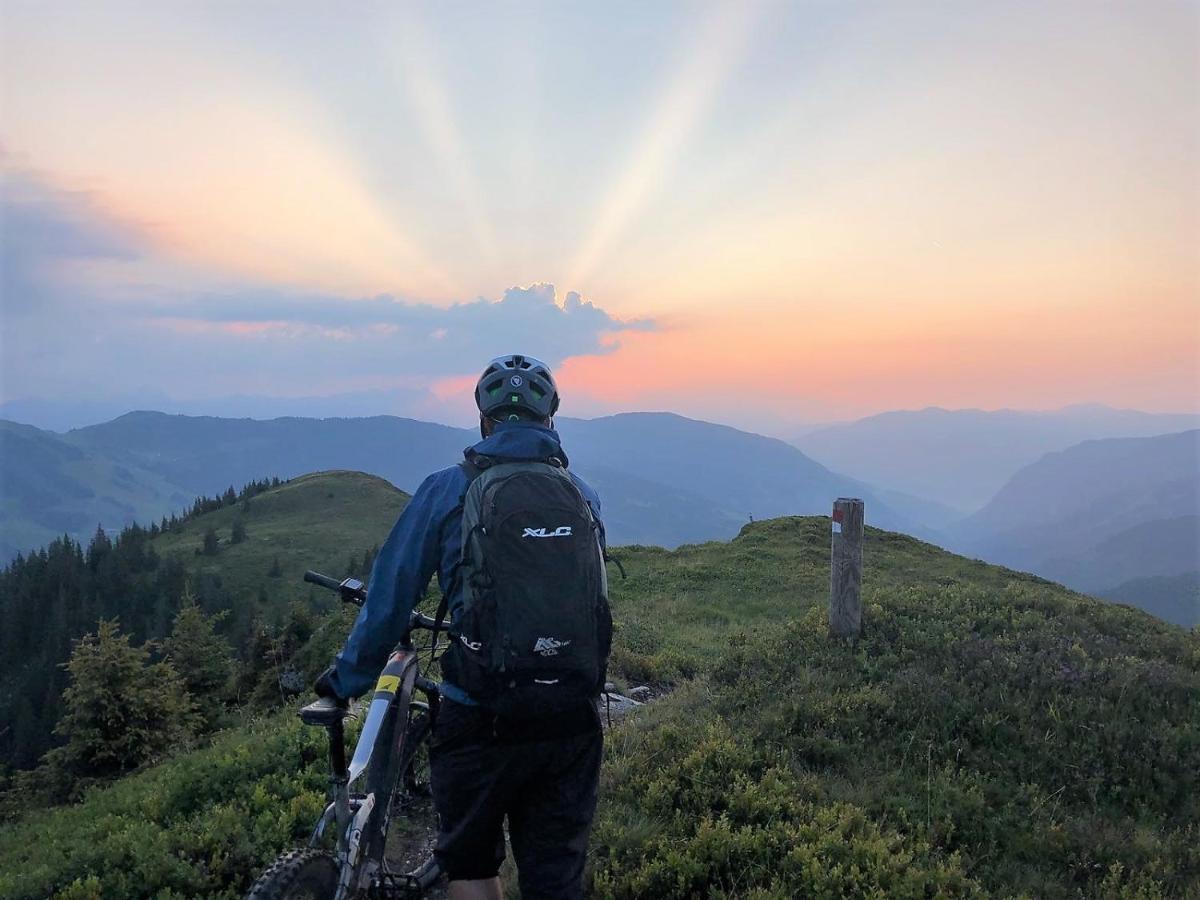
[832,509,844,524]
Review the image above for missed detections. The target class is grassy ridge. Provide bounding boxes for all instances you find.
[153,470,407,610]
[1,515,1196,897]
[596,523,1198,897]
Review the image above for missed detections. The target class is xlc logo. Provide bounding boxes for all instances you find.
[459,634,482,652]
[522,526,572,538]
[534,637,571,656]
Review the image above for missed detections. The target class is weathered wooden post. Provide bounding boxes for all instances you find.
[829,497,865,638]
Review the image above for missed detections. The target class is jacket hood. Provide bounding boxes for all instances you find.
[467,420,570,467]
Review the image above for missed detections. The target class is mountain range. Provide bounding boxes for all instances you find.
[948,429,1199,625]
[792,405,1199,513]
[0,411,930,562]
[3,409,1196,625]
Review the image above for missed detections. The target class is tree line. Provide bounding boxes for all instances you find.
[0,476,378,787]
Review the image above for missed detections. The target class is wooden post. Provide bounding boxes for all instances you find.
[829,498,865,638]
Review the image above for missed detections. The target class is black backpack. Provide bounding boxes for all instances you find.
[440,453,612,716]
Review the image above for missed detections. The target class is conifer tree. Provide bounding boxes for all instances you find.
[45,620,197,790]
[200,527,219,556]
[231,519,247,544]
[268,556,282,578]
[161,592,233,730]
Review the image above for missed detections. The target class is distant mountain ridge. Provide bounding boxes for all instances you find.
[792,405,1199,513]
[7,408,1197,626]
[951,430,1199,626]
[1,410,927,560]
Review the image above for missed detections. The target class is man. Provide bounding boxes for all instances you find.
[315,353,607,900]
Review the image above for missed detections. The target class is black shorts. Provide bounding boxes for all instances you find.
[429,698,602,899]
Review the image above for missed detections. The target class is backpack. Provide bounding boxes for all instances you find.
[440,453,612,717]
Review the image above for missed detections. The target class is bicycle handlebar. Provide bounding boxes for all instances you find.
[303,570,442,632]
[303,570,342,591]
[304,570,366,605]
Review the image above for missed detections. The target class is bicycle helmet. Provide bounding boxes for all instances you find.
[474,354,560,421]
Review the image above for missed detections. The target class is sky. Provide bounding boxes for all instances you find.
[1,0,1197,434]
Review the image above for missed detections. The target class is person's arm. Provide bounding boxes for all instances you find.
[322,471,450,699]
[570,472,606,554]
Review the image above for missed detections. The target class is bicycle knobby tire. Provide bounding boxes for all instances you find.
[245,848,339,899]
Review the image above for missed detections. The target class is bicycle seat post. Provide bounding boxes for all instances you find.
[327,719,351,850]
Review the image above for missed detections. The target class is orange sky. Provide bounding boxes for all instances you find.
[1,1,1196,427]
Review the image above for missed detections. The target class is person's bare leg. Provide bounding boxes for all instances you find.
[448,877,502,900]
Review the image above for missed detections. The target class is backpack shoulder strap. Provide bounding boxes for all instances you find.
[431,454,492,648]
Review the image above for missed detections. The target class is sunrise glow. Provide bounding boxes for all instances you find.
[2,1,1196,430]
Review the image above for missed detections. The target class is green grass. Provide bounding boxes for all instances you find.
[0,711,329,899]
[153,470,407,615]
[603,518,1069,686]
[597,520,1198,897]
[1,511,1196,898]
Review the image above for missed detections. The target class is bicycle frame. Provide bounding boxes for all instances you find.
[310,647,423,899]
[294,571,447,897]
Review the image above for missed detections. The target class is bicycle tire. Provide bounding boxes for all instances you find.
[361,667,425,863]
[397,710,432,806]
[244,848,339,899]
[361,705,437,891]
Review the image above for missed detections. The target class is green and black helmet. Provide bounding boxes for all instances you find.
[474,354,560,421]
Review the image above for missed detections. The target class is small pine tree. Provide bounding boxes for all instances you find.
[200,527,219,556]
[231,520,247,544]
[44,619,197,789]
[235,618,277,702]
[222,486,237,506]
[268,556,282,578]
[162,592,233,730]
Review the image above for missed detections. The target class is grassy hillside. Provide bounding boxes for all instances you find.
[1,517,1196,898]
[0,471,408,772]
[151,470,408,609]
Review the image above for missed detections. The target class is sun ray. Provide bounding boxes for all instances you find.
[378,7,500,269]
[564,0,766,289]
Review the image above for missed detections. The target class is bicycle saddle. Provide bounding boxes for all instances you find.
[299,696,351,727]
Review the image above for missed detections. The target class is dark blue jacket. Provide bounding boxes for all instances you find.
[327,420,603,704]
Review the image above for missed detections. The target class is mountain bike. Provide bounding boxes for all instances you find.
[245,570,446,900]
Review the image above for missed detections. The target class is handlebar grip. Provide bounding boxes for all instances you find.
[410,612,441,631]
[303,570,342,591]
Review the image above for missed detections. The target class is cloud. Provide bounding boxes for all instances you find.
[134,281,654,375]
[1,168,144,313]
[1,167,657,414]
